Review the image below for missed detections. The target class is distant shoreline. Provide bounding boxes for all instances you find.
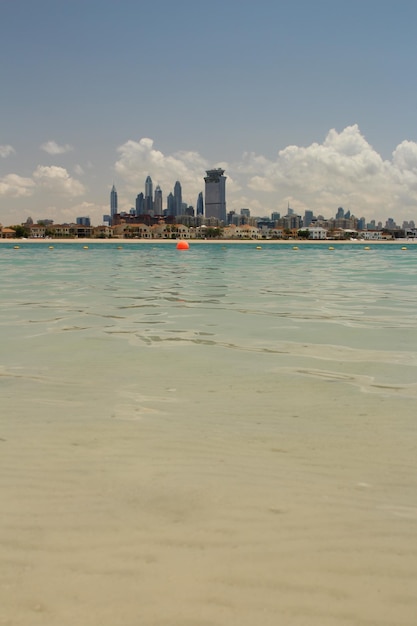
[1,238,416,245]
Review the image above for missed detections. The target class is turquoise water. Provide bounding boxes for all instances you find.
[2,242,417,626]
[2,242,417,403]
[2,241,417,432]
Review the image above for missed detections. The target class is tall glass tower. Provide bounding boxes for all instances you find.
[196,191,204,216]
[145,176,153,214]
[174,181,182,217]
[167,192,175,216]
[135,192,144,216]
[154,185,163,215]
[110,185,118,220]
[204,169,226,222]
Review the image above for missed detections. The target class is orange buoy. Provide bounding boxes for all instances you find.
[176,240,189,250]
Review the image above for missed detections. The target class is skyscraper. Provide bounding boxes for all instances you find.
[110,184,118,221]
[154,185,163,215]
[145,176,153,214]
[204,169,226,222]
[196,191,204,216]
[174,181,182,217]
[167,192,175,216]
[135,192,144,216]
[304,210,313,227]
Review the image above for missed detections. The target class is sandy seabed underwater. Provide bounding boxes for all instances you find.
[1,242,417,625]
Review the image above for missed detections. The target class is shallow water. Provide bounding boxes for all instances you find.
[1,242,417,625]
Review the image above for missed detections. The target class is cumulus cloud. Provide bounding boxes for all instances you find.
[32,165,85,196]
[233,125,417,219]
[392,140,417,189]
[0,173,35,197]
[114,128,417,220]
[71,200,107,224]
[114,138,244,213]
[40,201,107,225]
[40,140,73,155]
[4,126,417,225]
[116,130,398,216]
[115,137,210,204]
[0,145,16,158]
[0,165,85,203]
[243,125,384,192]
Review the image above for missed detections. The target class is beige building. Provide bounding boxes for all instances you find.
[223,224,261,239]
[1,226,16,238]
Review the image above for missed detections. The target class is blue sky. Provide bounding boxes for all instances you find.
[1,0,417,226]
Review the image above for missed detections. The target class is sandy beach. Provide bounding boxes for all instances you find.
[1,237,417,245]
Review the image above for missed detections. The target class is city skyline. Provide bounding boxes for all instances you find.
[107,173,382,226]
[2,1,417,226]
[107,174,413,234]
[3,170,415,234]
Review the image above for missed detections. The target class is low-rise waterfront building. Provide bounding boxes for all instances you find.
[1,226,16,238]
[222,224,261,239]
[49,224,72,237]
[268,228,284,239]
[305,227,327,239]
[27,223,47,238]
[361,230,383,240]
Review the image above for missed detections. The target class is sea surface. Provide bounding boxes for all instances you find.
[1,241,417,626]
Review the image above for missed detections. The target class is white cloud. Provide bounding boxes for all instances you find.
[113,129,417,220]
[243,125,385,193]
[72,201,107,224]
[246,176,276,193]
[0,166,84,201]
[32,165,85,196]
[114,138,245,213]
[3,127,417,225]
[74,164,84,176]
[40,201,107,225]
[234,125,417,219]
[0,145,16,158]
[392,140,417,192]
[0,173,35,197]
[114,137,210,207]
[40,140,73,155]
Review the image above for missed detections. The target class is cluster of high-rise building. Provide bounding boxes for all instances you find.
[107,170,416,236]
[134,176,185,218]
[227,205,415,235]
[6,166,415,239]
[106,169,227,225]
